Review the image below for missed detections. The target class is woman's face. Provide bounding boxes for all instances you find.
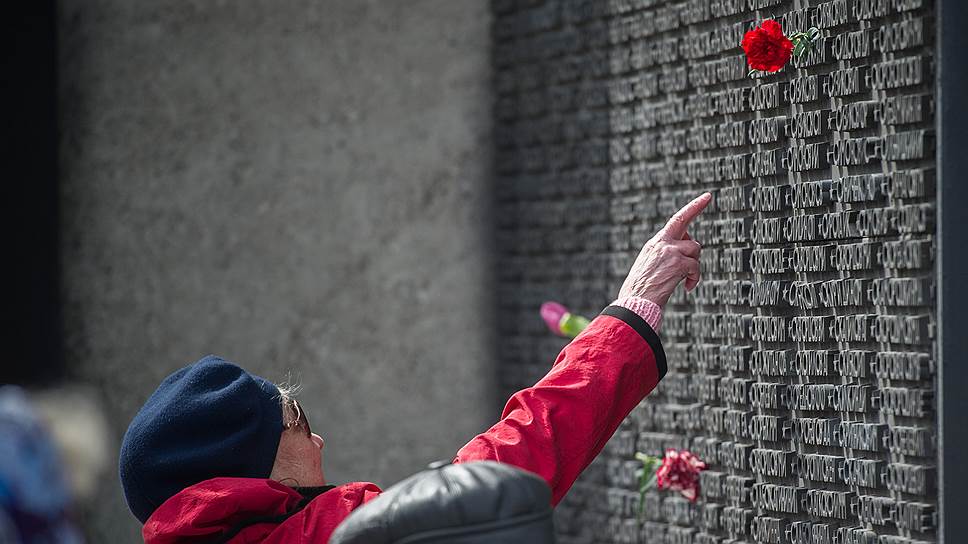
[269,399,326,487]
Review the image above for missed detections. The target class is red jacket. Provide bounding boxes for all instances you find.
[143,307,666,543]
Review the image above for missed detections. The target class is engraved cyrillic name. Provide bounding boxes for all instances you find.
[750,185,790,212]
[719,377,752,405]
[831,314,873,342]
[789,316,829,342]
[806,489,853,519]
[701,471,726,500]
[789,521,836,544]
[818,279,866,307]
[873,351,932,381]
[880,387,934,417]
[750,349,793,376]
[884,130,931,161]
[786,142,828,171]
[841,458,883,488]
[876,17,925,52]
[790,417,840,447]
[833,175,884,203]
[868,56,924,90]
[720,442,753,470]
[885,463,934,495]
[832,30,870,60]
[830,241,877,271]
[880,95,929,126]
[828,137,879,166]
[787,110,828,139]
[787,384,871,412]
[872,314,930,345]
[721,345,753,372]
[812,0,851,28]
[750,316,787,341]
[881,239,931,269]
[825,66,868,97]
[830,101,878,131]
[749,415,786,442]
[749,82,782,111]
[751,382,790,410]
[792,244,828,272]
[724,409,752,438]
[856,495,894,526]
[794,349,835,376]
[724,476,754,505]
[751,218,784,244]
[700,502,721,532]
[722,505,753,538]
[750,448,793,477]
[886,425,933,457]
[749,116,785,144]
[894,501,935,532]
[750,248,787,274]
[751,515,787,544]
[751,484,803,514]
[840,422,887,452]
[835,349,873,378]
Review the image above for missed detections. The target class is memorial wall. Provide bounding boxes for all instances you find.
[492,0,938,543]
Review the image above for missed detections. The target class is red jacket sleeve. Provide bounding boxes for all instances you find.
[453,305,667,505]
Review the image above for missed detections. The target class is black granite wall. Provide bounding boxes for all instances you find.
[493,1,937,543]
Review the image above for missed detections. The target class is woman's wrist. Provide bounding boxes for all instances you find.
[610,296,663,332]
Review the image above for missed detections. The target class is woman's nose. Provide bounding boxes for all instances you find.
[311,433,324,449]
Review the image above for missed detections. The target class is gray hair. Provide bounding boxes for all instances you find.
[275,381,302,426]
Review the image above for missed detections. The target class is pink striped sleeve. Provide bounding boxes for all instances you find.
[610,296,663,332]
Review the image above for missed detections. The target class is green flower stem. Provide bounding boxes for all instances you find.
[558,313,590,338]
[635,452,661,520]
[791,26,822,58]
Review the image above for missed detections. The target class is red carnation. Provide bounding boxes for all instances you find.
[741,19,793,73]
[655,449,707,502]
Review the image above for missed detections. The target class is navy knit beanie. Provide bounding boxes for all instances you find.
[119,355,284,523]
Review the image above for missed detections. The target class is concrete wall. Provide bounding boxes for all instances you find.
[58,1,495,540]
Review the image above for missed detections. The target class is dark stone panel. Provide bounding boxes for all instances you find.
[493,0,939,542]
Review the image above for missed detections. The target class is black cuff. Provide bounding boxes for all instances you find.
[600,305,667,380]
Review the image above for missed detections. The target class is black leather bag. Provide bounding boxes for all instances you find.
[329,461,556,543]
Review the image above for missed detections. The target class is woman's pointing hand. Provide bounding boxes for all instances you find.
[617,192,712,308]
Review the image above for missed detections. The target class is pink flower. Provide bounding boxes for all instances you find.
[656,449,707,502]
[540,302,569,335]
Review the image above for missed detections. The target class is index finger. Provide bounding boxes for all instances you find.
[659,192,712,240]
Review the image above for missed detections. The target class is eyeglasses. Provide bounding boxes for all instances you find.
[285,399,312,438]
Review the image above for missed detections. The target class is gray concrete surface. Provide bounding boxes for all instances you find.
[58,1,495,540]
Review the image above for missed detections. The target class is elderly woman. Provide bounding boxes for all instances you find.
[120,193,711,543]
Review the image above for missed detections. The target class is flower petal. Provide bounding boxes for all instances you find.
[540,301,569,335]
